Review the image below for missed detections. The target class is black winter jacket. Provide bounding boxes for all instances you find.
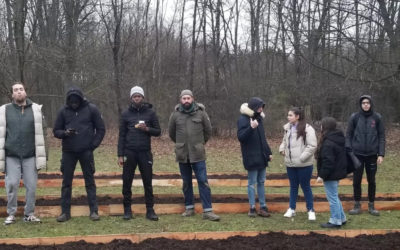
[345,95,385,157]
[53,87,106,152]
[118,103,161,156]
[237,100,272,171]
[317,130,348,181]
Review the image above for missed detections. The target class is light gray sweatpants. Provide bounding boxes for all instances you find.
[5,156,38,216]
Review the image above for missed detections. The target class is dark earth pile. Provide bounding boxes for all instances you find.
[1,232,399,249]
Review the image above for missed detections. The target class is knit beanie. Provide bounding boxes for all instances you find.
[180,89,193,98]
[130,86,144,98]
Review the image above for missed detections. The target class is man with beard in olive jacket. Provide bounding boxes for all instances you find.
[118,86,161,221]
[346,95,385,216]
[53,86,105,222]
[168,89,220,221]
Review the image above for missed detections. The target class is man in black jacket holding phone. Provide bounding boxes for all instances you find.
[53,86,106,222]
[118,86,161,221]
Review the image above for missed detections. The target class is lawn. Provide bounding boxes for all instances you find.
[1,211,400,239]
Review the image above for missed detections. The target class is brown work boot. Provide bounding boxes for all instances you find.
[258,207,271,217]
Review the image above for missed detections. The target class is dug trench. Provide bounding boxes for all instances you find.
[1,232,400,249]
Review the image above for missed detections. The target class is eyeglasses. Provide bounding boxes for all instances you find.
[361,102,370,105]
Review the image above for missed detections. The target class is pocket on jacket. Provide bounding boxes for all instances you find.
[175,143,186,161]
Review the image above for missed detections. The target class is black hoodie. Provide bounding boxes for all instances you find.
[317,130,348,181]
[345,95,385,156]
[53,87,106,152]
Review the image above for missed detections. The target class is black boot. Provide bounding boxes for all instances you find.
[123,207,133,220]
[368,202,380,216]
[349,201,362,215]
[146,208,159,221]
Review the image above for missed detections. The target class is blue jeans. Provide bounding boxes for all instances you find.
[247,168,266,208]
[324,180,346,225]
[287,166,314,211]
[179,161,212,212]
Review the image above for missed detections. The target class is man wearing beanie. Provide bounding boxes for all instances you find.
[237,97,272,218]
[168,89,220,221]
[53,86,105,222]
[346,95,385,216]
[117,86,161,221]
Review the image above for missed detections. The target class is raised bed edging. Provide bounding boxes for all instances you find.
[1,200,400,217]
[0,229,400,246]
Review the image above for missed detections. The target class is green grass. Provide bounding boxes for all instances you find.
[1,211,400,238]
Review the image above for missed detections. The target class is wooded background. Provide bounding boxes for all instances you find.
[0,0,399,133]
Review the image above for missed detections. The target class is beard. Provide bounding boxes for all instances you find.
[182,102,192,109]
[14,95,26,105]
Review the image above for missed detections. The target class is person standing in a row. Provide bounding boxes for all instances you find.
[346,95,385,216]
[1,82,46,225]
[168,89,220,221]
[279,107,317,221]
[316,117,347,228]
[53,86,105,222]
[118,86,161,221]
[237,97,272,218]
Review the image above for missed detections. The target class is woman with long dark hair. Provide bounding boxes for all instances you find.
[316,117,348,228]
[279,107,317,220]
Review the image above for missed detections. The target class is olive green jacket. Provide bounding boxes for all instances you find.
[168,103,212,163]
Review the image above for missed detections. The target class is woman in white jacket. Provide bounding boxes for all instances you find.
[279,107,317,220]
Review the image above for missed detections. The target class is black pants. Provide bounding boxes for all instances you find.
[122,150,154,209]
[60,150,97,214]
[353,155,377,202]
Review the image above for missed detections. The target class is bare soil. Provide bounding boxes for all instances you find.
[1,232,400,249]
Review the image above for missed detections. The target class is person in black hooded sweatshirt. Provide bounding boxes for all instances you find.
[53,86,106,222]
[117,86,161,221]
[346,95,385,216]
[316,117,347,228]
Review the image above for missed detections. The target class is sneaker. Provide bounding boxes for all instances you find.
[308,210,316,221]
[24,215,41,223]
[284,208,296,218]
[4,215,16,225]
[181,208,195,217]
[123,211,133,220]
[57,213,71,222]
[258,207,271,218]
[368,202,380,216]
[349,201,362,215]
[123,207,133,220]
[89,212,100,221]
[146,209,159,221]
[320,222,341,228]
[248,207,257,218]
[202,211,220,221]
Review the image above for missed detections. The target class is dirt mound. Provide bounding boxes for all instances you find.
[1,232,400,249]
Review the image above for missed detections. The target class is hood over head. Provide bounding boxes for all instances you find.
[66,86,86,109]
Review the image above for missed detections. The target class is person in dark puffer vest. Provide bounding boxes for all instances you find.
[316,117,348,228]
[1,82,46,225]
[53,86,105,222]
[346,95,385,216]
[237,97,272,218]
[117,86,161,221]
